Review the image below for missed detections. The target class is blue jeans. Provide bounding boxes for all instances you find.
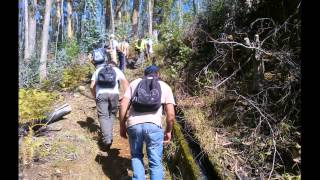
[127,123,164,180]
[118,51,126,72]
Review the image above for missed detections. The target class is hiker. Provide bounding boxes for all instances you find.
[90,57,129,153]
[109,34,119,65]
[89,41,108,66]
[123,39,130,60]
[133,38,147,68]
[119,65,176,180]
[117,39,129,72]
[145,37,153,61]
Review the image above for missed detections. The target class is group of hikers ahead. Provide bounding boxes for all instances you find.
[89,34,154,72]
[89,34,175,180]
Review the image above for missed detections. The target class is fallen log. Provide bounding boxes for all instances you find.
[18,103,72,137]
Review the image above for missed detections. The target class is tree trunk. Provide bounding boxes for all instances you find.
[147,0,153,37]
[24,0,30,62]
[110,0,114,34]
[67,0,73,39]
[54,0,62,61]
[61,0,64,42]
[178,0,183,27]
[114,0,124,26]
[193,0,197,15]
[105,0,111,32]
[55,0,61,40]
[39,0,52,82]
[19,0,23,47]
[29,0,37,58]
[131,0,139,38]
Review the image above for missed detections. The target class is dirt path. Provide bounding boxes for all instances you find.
[20,85,133,180]
[20,66,173,180]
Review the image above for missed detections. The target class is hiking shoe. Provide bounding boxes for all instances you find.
[98,151,108,156]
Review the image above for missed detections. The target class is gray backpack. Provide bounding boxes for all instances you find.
[92,48,105,65]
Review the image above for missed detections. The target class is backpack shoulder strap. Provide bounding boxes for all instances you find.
[124,78,143,118]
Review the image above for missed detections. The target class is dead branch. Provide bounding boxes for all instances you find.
[205,56,251,90]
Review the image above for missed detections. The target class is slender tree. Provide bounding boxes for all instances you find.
[178,0,183,27]
[131,0,139,37]
[67,0,73,39]
[39,0,52,82]
[114,0,124,26]
[110,0,114,34]
[29,0,37,57]
[24,0,30,61]
[61,0,64,42]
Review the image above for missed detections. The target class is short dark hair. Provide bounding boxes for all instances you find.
[144,65,159,76]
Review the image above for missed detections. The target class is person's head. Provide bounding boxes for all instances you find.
[104,41,111,50]
[144,65,159,77]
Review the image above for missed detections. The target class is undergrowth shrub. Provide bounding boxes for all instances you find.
[64,38,80,62]
[19,89,58,124]
[59,63,94,91]
[19,131,48,166]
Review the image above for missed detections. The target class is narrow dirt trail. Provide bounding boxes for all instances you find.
[21,85,133,180]
[21,67,173,180]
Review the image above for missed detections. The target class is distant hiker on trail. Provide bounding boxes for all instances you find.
[89,41,108,66]
[109,34,119,65]
[123,39,130,59]
[119,65,176,180]
[133,38,146,68]
[145,37,153,61]
[117,39,129,72]
[90,59,129,154]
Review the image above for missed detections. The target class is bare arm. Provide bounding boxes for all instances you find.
[119,96,130,138]
[90,80,96,98]
[163,103,175,143]
[119,79,129,99]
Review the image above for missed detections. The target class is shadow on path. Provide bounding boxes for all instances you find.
[77,117,100,133]
[95,148,132,180]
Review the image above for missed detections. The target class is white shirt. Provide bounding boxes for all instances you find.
[146,39,153,53]
[110,39,119,54]
[91,66,125,96]
[123,78,176,128]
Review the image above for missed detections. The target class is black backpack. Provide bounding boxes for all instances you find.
[92,48,105,65]
[131,76,162,112]
[97,65,117,88]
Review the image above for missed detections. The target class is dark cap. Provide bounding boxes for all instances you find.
[144,65,159,76]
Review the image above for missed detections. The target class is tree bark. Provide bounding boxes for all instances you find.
[55,0,61,40]
[61,0,64,42]
[54,0,62,61]
[24,0,30,62]
[19,0,23,47]
[110,0,114,34]
[131,0,139,38]
[114,0,124,24]
[105,0,111,32]
[193,0,197,15]
[39,0,52,82]
[147,0,153,37]
[29,0,37,58]
[67,0,73,39]
[178,0,183,27]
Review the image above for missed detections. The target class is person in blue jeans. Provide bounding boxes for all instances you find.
[119,65,176,180]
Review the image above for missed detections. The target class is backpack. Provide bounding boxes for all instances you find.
[92,48,105,64]
[131,76,162,112]
[97,65,117,88]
